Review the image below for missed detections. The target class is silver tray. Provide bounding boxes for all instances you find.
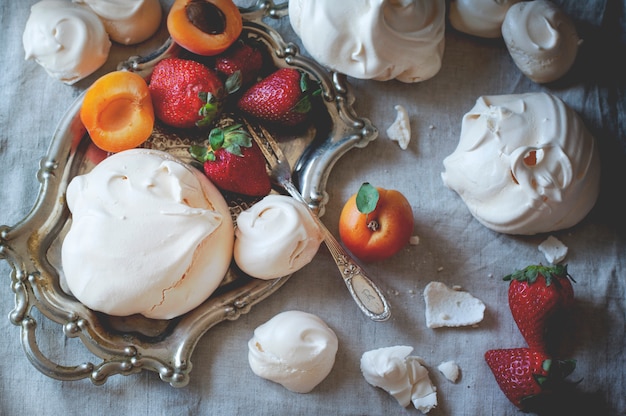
[0,2,377,387]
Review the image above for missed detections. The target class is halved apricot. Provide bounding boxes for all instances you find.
[167,0,242,56]
[80,71,155,153]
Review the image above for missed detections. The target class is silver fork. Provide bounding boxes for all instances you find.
[243,119,391,322]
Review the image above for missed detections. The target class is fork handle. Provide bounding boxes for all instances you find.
[320,229,391,321]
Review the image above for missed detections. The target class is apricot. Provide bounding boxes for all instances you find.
[80,71,155,153]
[167,0,242,56]
[339,184,414,263]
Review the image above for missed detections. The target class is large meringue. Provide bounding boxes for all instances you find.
[22,0,111,85]
[502,0,581,83]
[442,92,600,235]
[449,0,522,38]
[289,0,446,82]
[73,0,162,45]
[248,310,338,393]
[62,149,234,320]
[234,195,323,280]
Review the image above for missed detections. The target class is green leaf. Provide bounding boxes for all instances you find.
[189,144,214,162]
[209,128,225,150]
[356,182,379,215]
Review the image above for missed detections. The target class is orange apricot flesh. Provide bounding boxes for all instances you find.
[80,71,154,153]
[167,0,242,56]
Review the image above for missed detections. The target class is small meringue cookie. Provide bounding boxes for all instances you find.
[248,310,338,393]
[502,0,581,83]
[234,195,324,280]
[449,0,522,38]
[73,0,162,45]
[22,0,111,84]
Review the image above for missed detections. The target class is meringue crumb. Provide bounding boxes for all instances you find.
[437,361,460,383]
[437,267,444,272]
[409,235,420,245]
[387,104,411,150]
[538,235,568,264]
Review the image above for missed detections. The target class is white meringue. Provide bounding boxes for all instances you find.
[62,149,234,320]
[22,0,111,85]
[289,0,446,82]
[502,0,581,83]
[73,0,162,45]
[449,0,522,38]
[234,195,323,280]
[361,346,437,412]
[442,92,600,235]
[248,310,338,393]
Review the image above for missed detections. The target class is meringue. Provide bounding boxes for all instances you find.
[289,0,446,82]
[449,0,521,38]
[423,282,485,328]
[22,0,111,85]
[73,0,162,45]
[234,195,324,280]
[248,310,338,393]
[62,149,234,320]
[360,346,437,412]
[502,0,581,83]
[442,92,600,235]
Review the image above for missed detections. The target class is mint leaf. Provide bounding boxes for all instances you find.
[356,182,379,214]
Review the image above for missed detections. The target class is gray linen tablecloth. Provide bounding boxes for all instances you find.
[1,1,625,415]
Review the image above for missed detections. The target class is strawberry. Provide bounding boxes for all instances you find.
[189,122,271,197]
[237,67,320,127]
[485,348,576,411]
[215,40,264,89]
[504,264,575,353]
[149,58,225,129]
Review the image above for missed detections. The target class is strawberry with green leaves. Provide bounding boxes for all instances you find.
[237,67,320,127]
[504,264,575,353]
[485,347,576,412]
[190,123,271,197]
[149,58,225,129]
[215,40,264,89]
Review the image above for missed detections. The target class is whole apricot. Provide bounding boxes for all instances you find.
[339,183,414,263]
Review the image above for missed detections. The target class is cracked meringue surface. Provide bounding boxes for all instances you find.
[61,149,234,320]
[442,92,600,235]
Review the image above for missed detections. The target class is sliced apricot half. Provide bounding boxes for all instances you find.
[167,0,243,56]
[80,71,155,153]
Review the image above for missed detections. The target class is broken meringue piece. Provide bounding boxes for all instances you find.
[538,235,568,264]
[437,360,460,382]
[423,281,485,328]
[387,104,411,150]
[360,346,437,412]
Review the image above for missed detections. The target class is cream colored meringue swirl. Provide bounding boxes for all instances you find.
[449,0,522,38]
[502,0,581,83]
[248,311,338,393]
[289,0,446,82]
[62,149,234,320]
[73,0,162,45]
[234,195,323,280]
[22,0,111,85]
[441,92,600,235]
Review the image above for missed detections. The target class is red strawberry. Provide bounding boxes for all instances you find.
[149,58,224,129]
[485,348,576,411]
[189,123,271,197]
[237,68,320,126]
[504,264,575,353]
[215,40,263,88]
